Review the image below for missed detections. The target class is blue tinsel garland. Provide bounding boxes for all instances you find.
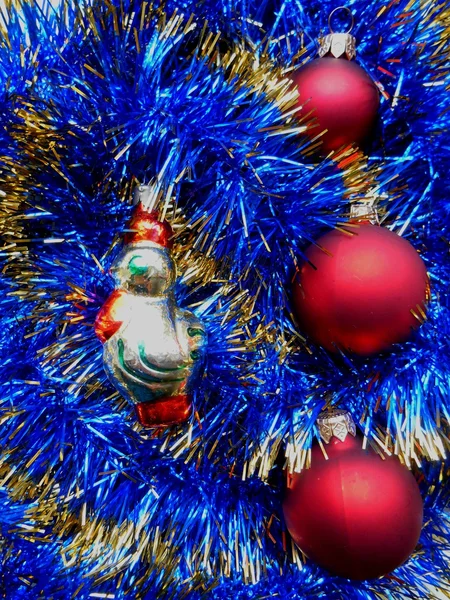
[0,0,449,598]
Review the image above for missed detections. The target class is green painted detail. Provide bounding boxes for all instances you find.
[187,327,206,338]
[128,255,148,276]
[138,342,185,375]
[190,350,200,361]
[117,339,184,384]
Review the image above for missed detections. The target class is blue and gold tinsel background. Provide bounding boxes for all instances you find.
[0,0,449,597]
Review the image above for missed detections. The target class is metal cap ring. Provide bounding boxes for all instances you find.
[328,6,354,34]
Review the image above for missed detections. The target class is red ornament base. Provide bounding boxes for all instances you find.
[283,435,423,580]
[135,395,192,428]
[293,57,379,153]
[292,223,429,355]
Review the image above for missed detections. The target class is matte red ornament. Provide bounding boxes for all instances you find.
[283,429,423,580]
[292,223,429,355]
[294,56,379,153]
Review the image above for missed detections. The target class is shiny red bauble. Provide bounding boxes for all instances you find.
[293,57,379,153]
[283,435,423,580]
[292,223,429,355]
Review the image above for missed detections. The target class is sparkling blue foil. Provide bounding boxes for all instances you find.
[0,0,449,598]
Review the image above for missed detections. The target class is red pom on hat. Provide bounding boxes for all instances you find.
[124,204,174,248]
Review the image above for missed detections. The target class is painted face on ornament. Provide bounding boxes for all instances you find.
[111,241,176,295]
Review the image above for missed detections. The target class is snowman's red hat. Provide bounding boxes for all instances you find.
[124,203,174,249]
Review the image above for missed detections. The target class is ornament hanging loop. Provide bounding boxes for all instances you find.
[328,6,354,35]
[319,6,356,60]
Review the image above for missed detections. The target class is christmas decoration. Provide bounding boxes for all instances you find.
[1,0,450,598]
[95,185,207,427]
[283,410,424,580]
[293,7,379,153]
[292,217,430,355]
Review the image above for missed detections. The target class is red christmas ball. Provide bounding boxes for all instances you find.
[283,433,423,580]
[292,223,429,355]
[294,57,379,153]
